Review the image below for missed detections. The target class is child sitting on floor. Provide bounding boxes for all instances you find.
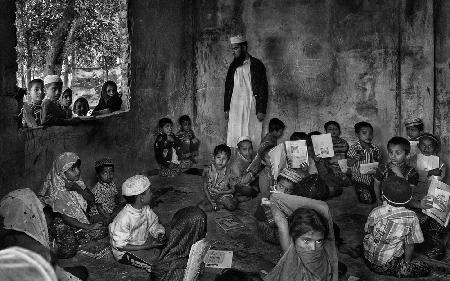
[230,136,258,202]
[59,88,73,119]
[259,118,285,155]
[373,137,419,205]
[41,75,79,126]
[197,144,237,212]
[347,121,382,204]
[324,121,349,176]
[175,115,200,162]
[21,78,45,128]
[405,118,424,141]
[407,133,448,260]
[109,175,166,272]
[363,176,430,278]
[73,97,89,117]
[90,158,121,224]
[154,118,191,177]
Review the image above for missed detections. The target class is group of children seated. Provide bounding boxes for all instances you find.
[20,75,123,128]
[0,113,448,280]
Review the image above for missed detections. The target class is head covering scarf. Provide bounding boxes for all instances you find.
[39,152,89,224]
[152,206,207,281]
[0,188,49,249]
[93,81,122,113]
[264,193,338,281]
[0,247,57,281]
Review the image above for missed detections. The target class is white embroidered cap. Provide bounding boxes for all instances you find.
[43,75,62,86]
[122,175,151,196]
[230,35,246,44]
[237,136,251,144]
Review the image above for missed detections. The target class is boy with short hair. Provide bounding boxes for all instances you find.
[363,176,430,278]
[176,115,200,161]
[404,118,424,141]
[373,137,419,204]
[59,88,73,119]
[198,144,237,211]
[347,121,382,204]
[41,75,79,126]
[230,136,258,201]
[258,118,285,155]
[73,97,90,117]
[21,78,45,128]
[109,175,165,272]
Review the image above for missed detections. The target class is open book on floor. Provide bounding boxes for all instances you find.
[215,213,245,231]
[423,178,450,227]
[203,250,233,269]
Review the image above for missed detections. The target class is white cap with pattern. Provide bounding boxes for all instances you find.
[122,175,151,196]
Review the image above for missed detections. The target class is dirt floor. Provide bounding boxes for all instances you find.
[58,172,450,281]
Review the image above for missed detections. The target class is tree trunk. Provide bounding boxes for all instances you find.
[44,0,77,75]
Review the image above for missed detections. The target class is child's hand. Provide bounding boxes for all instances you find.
[420,195,434,210]
[299,162,309,172]
[88,222,103,230]
[65,181,81,192]
[347,158,357,167]
[389,164,403,177]
[156,233,167,244]
[209,188,221,195]
[211,202,219,211]
[167,135,174,142]
[427,168,442,177]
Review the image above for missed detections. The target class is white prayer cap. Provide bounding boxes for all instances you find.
[230,35,246,44]
[237,136,252,144]
[43,75,62,86]
[122,175,151,196]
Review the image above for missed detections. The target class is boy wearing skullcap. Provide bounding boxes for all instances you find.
[109,175,165,272]
[230,136,258,202]
[90,158,121,223]
[363,176,430,278]
[404,118,424,141]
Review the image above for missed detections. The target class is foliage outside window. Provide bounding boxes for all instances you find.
[15,0,130,120]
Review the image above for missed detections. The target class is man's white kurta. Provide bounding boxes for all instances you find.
[226,59,262,147]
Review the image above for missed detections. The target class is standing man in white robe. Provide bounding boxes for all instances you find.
[224,35,269,148]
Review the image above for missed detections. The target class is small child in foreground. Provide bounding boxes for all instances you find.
[347,121,382,204]
[373,137,419,205]
[73,97,90,117]
[109,175,165,272]
[90,158,121,224]
[363,176,430,278]
[176,115,200,162]
[21,78,45,128]
[197,144,237,212]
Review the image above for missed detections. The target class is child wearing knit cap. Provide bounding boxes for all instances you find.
[363,176,430,278]
[404,118,424,141]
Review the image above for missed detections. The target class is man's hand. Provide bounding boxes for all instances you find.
[257,113,265,122]
[225,111,229,120]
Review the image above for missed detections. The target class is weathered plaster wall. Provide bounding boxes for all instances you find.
[435,0,450,184]
[0,0,24,195]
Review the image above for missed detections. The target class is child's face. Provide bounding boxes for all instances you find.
[98,166,114,183]
[64,164,81,182]
[277,178,294,194]
[406,126,422,139]
[45,83,62,101]
[356,127,373,143]
[326,124,340,137]
[162,123,173,135]
[74,101,88,116]
[106,85,116,97]
[388,144,407,165]
[60,93,72,107]
[294,230,325,253]
[274,129,284,139]
[213,152,229,170]
[29,84,44,103]
[419,138,437,156]
[238,141,253,160]
[180,120,191,131]
[139,188,153,206]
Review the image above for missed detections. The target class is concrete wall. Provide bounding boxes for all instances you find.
[1,0,449,196]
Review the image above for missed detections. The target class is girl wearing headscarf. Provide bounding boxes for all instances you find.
[0,188,88,281]
[39,152,108,258]
[151,206,207,281]
[92,81,122,115]
[262,193,339,281]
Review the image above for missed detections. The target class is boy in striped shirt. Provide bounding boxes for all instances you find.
[347,121,382,204]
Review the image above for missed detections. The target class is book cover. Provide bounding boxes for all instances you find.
[285,140,308,168]
[215,214,245,231]
[204,250,233,268]
[423,179,450,227]
[359,162,379,175]
[311,133,335,158]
